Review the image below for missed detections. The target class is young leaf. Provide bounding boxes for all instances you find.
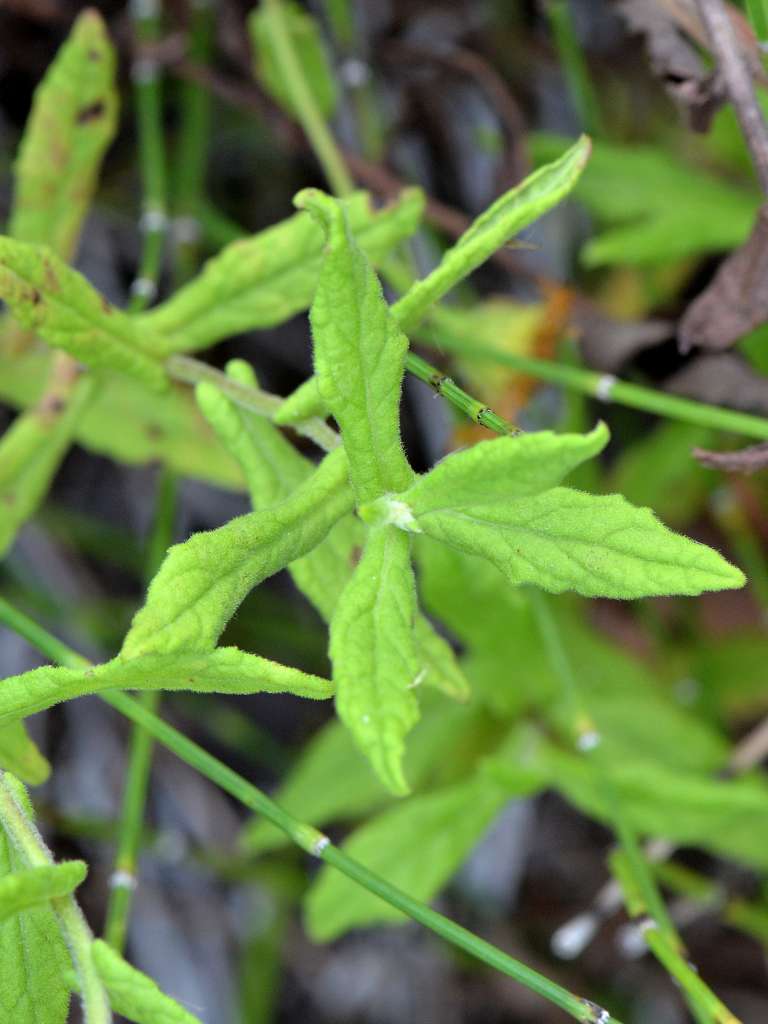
[330,526,420,795]
[121,448,353,657]
[297,188,413,503]
[0,803,71,1024]
[413,487,745,599]
[391,135,591,331]
[304,730,544,941]
[91,939,203,1024]
[0,358,94,557]
[0,862,86,925]
[369,424,609,521]
[0,648,332,725]
[250,0,338,119]
[0,349,244,492]
[273,376,328,427]
[8,9,118,260]
[138,189,424,354]
[0,239,167,390]
[0,722,51,785]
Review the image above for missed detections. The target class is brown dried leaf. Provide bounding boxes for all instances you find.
[665,353,768,414]
[575,306,673,373]
[693,442,768,473]
[679,206,768,354]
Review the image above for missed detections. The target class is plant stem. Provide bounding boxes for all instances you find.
[406,352,521,435]
[544,0,605,136]
[103,468,177,952]
[262,0,355,197]
[0,596,622,1024]
[173,0,214,284]
[0,773,112,1023]
[421,323,768,441]
[746,0,768,39]
[129,0,167,312]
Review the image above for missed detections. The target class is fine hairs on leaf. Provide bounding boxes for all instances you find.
[91,939,204,1024]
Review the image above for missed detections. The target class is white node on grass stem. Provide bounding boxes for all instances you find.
[595,374,618,403]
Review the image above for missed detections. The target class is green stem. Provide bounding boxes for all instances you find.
[406,352,520,435]
[545,0,605,136]
[643,927,740,1024]
[0,597,621,1024]
[173,0,214,284]
[0,773,111,1023]
[129,0,167,312]
[422,324,768,441]
[103,468,178,952]
[262,0,355,197]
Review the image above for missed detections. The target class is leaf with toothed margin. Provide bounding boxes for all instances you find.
[411,486,745,599]
[331,526,420,795]
[91,940,204,1024]
[0,647,333,726]
[296,188,414,505]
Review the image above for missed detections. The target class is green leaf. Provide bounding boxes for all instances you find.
[273,376,328,427]
[0,361,94,557]
[0,722,51,785]
[297,188,413,503]
[0,801,71,1024]
[241,697,485,854]
[137,189,424,354]
[0,862,86,924]
[198,362,471,699]
[122,448,353,657]
[413,487,744,599]
[8,9,118,259]
[391,135,591,331]
[530,134,759,267]
[304,730,544,941]
[0,647,332,725]
[330,526,420,795]
[250,0,338,119]
[0,348,244,491]
[0,239,167,390]
[91,939,203,1024]
[386,424,608,519]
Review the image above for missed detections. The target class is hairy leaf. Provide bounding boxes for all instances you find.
[298,188,413,503]
[8,10,118,259]
[122,448,353,657]
[0,648,332,725]
[0,802,71,1024]
[273,376,328,427]
[91,940,203,1024]
[391,135,591,330]
[413,486,744,599]
[0,722,50,785]
[0,359,94,556]
[305,730,544,940]
[250,1,338,119]
[0,239,166,389]
[395,424,608,518]
[330,526,420,795]
[0,862,86,925]
[138,189,424,354]
[0,348,243,490]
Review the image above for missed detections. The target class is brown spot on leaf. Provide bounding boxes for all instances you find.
[87,49,101,61]
[30,289,42,305]
[100,295,112,314]
[349,545,363,568]
[76,101,105,124]
[145,423,165,441]
[43,260,59,292]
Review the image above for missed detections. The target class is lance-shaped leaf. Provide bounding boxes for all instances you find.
[412,487,744,599]
[250,0,338,119]
[331,526,421,795]
[363,424,609,524]
[0,862,86,925]
[0,722,50,785]
[0,239,167,390]
[198,362,470,700]
[122,447,353,657]
[91,940,203,1024]
[0,357,94,557]
[0,648,332,725]
[297,188,413,504]
[0,798,71,1024]
[391,135,591,331]
[8,10,118,259]
[138,189,424,354]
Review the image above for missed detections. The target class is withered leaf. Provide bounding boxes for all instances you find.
[679,206,768,354]
[665,353,768,415]
[575,306,673,373]
[693,442,768,474]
